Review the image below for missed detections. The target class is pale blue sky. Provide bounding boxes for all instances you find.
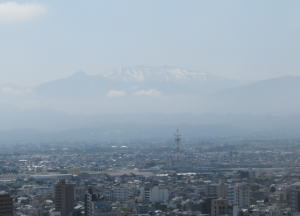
[1,0,300,85]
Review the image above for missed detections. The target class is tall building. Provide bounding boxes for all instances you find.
[0,191,13,216]
[286,182,300,213]
[234,183,250,209]
[85,188,97,216]
[54,179,75,216]
[211,198,229,216]
[217,180,228,199]
[141,187,150,202]
[226,185,235,205]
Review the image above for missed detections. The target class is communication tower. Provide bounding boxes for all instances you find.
[175,129,182,161]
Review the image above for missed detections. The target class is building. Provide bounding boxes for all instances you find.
[211,198,229,216]
[150,186,169,203]
[206,184,218,199]
[85,188,97,216]
[0,191,13,216]
[112,187,130,202]
[85,188,113,216]
[140,186,169,203]
[54,179,75,216]
[217,180,228,199]
[286,182,300,213]
[226,185,235,204]
[143,187,150,202]
[234,183,250,209]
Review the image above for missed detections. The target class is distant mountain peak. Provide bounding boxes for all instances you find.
[106,66,209,82]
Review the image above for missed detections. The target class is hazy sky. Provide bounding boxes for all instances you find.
[1,0,300,85]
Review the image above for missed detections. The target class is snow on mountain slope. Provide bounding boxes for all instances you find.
[106,66,211,82]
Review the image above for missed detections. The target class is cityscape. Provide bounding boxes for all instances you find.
[1,0,300,216]
[1,133,300,215]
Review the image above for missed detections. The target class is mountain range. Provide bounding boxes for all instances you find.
[0,66,300,143]
[34,66,239,98]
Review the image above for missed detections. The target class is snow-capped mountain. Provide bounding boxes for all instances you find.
[34,66,238,99]
[106,66,211,82]
[4,67,300,116]
[0,69,300,139]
